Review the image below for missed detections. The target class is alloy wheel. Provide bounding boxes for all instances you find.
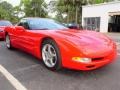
[42,44,57,68]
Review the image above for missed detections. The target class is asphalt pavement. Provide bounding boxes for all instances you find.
[0,33,120,90]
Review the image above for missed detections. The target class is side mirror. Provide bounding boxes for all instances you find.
[15,26,25,32]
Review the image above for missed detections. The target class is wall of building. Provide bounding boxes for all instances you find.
[82,1,120,32]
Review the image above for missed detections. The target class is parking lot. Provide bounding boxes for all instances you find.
[0,33,120,90]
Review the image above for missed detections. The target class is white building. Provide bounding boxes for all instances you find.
[82,1,120,32]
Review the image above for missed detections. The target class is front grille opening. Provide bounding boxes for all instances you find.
[92,57,104,61]
[86,65,95,68]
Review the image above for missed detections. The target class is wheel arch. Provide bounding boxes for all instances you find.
[5,31,8,36]
[4,26,13,37]
[40,37,57,49]
[38,37,58,58]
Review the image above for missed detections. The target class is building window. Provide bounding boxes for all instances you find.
[84,17,100,32]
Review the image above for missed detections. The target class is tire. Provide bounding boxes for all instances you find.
[41,39,62,71]
[5,34,12,49]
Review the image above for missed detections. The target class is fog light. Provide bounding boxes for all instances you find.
[72,57,92,63]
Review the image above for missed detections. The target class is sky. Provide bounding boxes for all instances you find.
[3,0,51,6]
[3,0,20,6]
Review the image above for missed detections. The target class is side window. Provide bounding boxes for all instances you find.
[17,19,30,29]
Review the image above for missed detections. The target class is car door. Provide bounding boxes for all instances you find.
[11,21,25,48]
[17,19,37,54]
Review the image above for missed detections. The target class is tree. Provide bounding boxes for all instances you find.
[50,0,87,24]
[0,1,19,23]
[21,0,48,17]
[0,1,13,20]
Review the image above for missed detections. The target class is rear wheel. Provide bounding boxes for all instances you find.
[41,39,62,71]
[5,34,12,49]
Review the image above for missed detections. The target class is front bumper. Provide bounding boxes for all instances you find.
[62,49,116,71]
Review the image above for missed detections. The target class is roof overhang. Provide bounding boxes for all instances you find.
[109,11,120,16]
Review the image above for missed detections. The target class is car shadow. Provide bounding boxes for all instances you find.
[56,65,112,78]
[4,46,115,79]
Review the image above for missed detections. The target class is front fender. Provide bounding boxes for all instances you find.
[53,37,85,67]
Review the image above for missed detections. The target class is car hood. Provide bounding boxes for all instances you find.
[54,30,110,44]
[53,30,114,57]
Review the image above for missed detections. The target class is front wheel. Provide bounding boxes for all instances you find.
[41,39,62,71]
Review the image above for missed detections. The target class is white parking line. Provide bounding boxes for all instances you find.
[0,65,27,90]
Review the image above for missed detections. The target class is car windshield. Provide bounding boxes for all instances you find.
[0,21,12,26]
[28,19,68,30]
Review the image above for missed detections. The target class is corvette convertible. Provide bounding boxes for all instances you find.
[0,20,12,40]
[5,18,116,71]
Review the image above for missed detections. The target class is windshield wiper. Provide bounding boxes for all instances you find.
[31,28,49,30]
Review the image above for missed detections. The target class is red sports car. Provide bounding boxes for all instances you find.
[5,18,116,71]
[0,20,12,40]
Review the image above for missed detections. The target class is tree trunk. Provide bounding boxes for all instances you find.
[75,6,78,24]
[67,13,69,23]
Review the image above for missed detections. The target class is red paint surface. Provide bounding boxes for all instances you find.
[5,26,116,70]
[0,26,5,39]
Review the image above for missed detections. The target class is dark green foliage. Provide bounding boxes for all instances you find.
[0,1,20,23]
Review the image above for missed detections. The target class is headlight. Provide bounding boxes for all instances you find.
[72,57,92,63]
[0,30,3,32]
